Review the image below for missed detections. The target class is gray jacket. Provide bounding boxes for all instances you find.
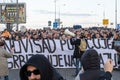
[0,47,13,77]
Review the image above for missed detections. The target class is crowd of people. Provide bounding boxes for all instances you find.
[0,27,120,80]
[1,27,119,63]
[0,27,120,40]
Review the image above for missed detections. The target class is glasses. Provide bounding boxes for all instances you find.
[25,69,40,77]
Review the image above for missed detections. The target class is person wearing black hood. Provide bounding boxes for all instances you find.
[19,54,64,80]
[79,49,113,80]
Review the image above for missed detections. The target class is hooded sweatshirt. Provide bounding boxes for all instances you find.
[80,49,105,80]
[20,54,64,80]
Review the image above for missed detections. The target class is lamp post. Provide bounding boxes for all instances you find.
[97,4,105,19]
[54,0,57,22]
[16,0,19,31]
[115,0,117,28]
[103,7,105,19]
[58,4,66,28]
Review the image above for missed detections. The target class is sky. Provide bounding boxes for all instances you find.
[0,0,120,29]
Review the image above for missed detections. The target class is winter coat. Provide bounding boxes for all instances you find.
[99,71,112,80]
[80,49,111,80]
[0,47,13,77]
[20,54,64,80]
[70,38,87,58]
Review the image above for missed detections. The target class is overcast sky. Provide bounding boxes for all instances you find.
[1,0,120,29]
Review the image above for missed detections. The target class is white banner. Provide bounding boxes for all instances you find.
[4,39,118,69]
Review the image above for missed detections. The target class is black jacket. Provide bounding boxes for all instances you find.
[70,38,87,58]
[99,71,112,80]
[80,49,112,80]
[20,54,64,80]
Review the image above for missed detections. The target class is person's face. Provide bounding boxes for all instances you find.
[26,65,41,80]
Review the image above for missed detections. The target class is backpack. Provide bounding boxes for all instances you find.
[79,39,87,51]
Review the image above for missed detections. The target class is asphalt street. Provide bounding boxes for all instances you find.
[0,68,119,80]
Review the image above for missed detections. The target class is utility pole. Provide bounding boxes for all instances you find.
[16,0,19,31]
[115,0,117,29]
[54,0,56,22]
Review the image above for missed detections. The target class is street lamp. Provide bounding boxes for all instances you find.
[97,4,105,19]
[58,4,66,28]
[115,0,117,28]
[16,0,19,31]
[54,0,57,22]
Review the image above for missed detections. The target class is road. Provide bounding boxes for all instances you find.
[1,68,118,80]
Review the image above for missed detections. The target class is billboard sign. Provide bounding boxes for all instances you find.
[102,19,109,25]
[0,3,26,23]
[53,21,58,29]
[116,24,120,29]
